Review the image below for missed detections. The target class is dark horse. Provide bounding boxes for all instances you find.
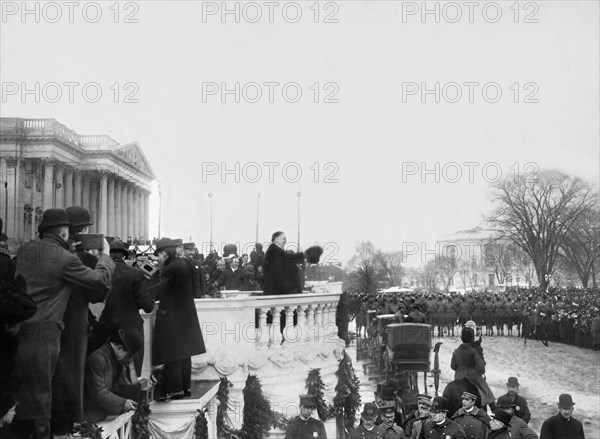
[441,378,483,417]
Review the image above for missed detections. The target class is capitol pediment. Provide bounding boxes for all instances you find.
[112,142,155,178]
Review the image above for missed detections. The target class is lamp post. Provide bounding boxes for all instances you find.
[208,192,213,251]
[296,192,301,250]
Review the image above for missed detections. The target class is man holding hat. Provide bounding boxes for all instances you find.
[84,327,143,423]
[420,397,466,439]
[285,395,327,439]
[540,394,585,439]
[498,377,531,424]
[380,401,406,439]
[495,395,537,439]
[404,394,432,438]
[349,403,386,439]
[9,208,114,439]
[450,391,491,439]
[488,411,512,439]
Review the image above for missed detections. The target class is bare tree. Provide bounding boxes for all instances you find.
[558,205,600,288]
[488,170,597,290]
[484,240,519,285]
[434,256,458,292]
[419,260,439,291]
[375,250,405,287]
[346,241,382,295]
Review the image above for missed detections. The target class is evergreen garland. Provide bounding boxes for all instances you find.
[305,368,333,421]
[216,376,232,436]
[240,374,272,439]
[194,409,209,439]
[333,350,361,434]
[78,421,103,439]
[132,400,151,439]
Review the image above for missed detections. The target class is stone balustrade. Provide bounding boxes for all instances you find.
[140,282,343,381]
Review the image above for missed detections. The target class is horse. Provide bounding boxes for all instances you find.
[441,378,483,417]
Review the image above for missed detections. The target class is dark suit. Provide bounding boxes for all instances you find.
[540,414,585,439]
[285,416,327,439]
[262,244,304,295]
[149,256,206,394]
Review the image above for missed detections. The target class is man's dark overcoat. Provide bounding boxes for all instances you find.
[52,250,106,423]
[540,414,585,439]
[450,344,495,406]
[150,256,206,365]
[498,392,531,424]
[262,244,304,295]
[10,234,114,420]
[285,416,327,439]
[419,418,466,439]
[451,407,490,439]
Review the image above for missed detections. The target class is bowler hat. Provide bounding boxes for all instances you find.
[361,403,378,419]
[558,394,575,408]
[109,239,129,255]
[496,395,515,409]
[492,410,512,426]
[430,396,449,413]
[183,242,196,250]
[506,377,519,387]
[66,206,94,228]
[118,327,144,355]
[381,386,395,400]
[154,237,175,256]
[299,394,317,408]
[75,233,104,251]
[39,208,71,231]
[304,246,323,264]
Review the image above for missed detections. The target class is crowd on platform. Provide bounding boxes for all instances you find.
[351,287,600,350]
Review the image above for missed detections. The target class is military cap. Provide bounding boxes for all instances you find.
[361,403,379,419]
[172,239,183,246]
[417,394,433,406]
[183,242,196,250]
[461,391,478,401]
[299,394,317,408]
[379,401,395,413]
[430,396,449,413]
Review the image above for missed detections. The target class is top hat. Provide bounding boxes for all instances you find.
[154,237,175,256]
[496,395,515,409]
[461,391,478,401]
[491,410,512,426]
[118,327,144,355]
[304,246,324,264]
[361,403,378,419]
[66,206,94,228]
[39,208,72,231]
[558,394,575,408]
[109,239,129,255]
[506,377,519,387]
[75,233,104,251]
[183,242,196,250]
[430,396,450,413]
[299,394,317,408]
[381,386,395,400]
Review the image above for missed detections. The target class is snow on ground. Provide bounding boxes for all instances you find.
[347,322,600,438]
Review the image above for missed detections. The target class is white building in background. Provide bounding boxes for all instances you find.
[0,118,155,244]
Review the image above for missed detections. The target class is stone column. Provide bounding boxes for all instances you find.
[121,183,128,239]
[133,188,140,240]
[98,173,108,235]
[81,174,90,212]
[64,167,73,208]
[54,166,64,208]
[107,176,115,236]
[306,305,315,342]
[271,307,284,348]
[42,161,54,210]
[127,184,134,241]
[297,305,308,342]
[257,308,270,349]
[314,305,323,342]
[114,179,122,239]
[89,179,98,234]
[73,170,82,206]
[138,189,144,241]
[144,191,150,241]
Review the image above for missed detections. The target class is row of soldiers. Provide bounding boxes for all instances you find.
[354,288,600,349]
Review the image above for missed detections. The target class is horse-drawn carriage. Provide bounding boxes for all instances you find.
[369,318,443,412]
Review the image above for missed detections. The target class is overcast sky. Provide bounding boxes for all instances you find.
[1,1,598,267]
